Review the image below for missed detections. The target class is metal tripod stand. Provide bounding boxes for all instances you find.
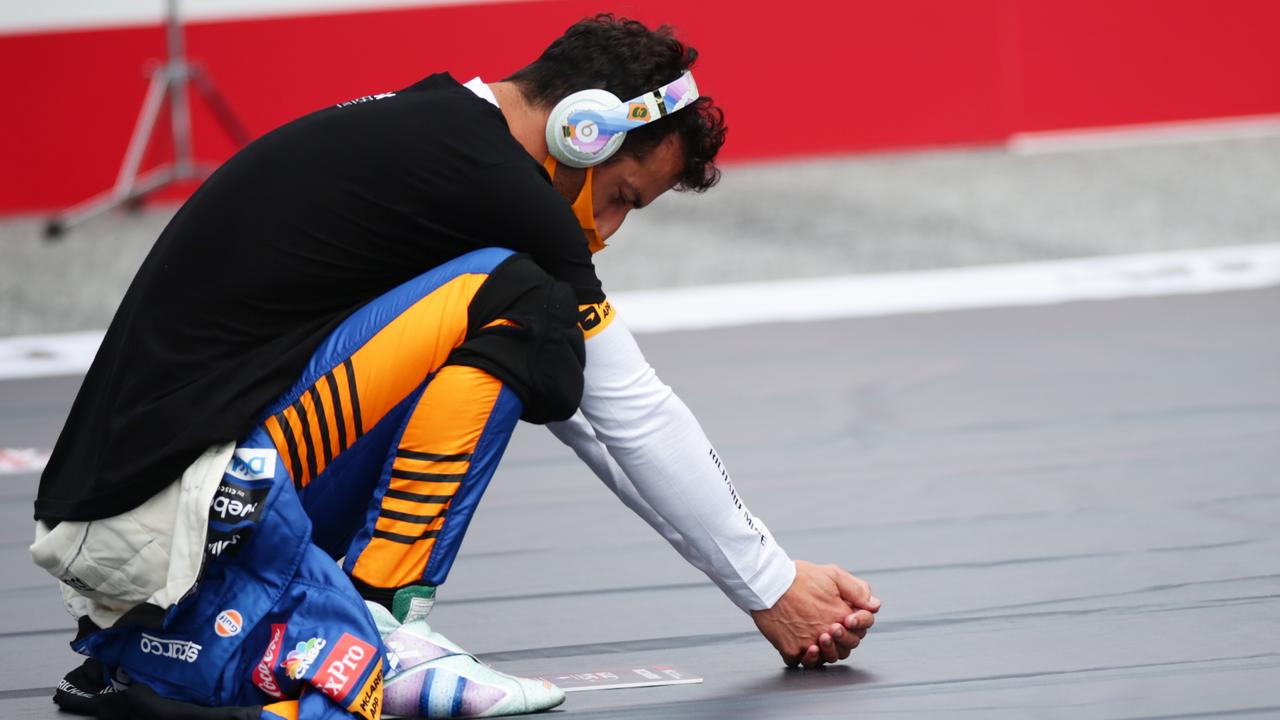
[45,0,250,237]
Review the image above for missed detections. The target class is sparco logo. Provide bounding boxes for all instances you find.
[139,634,202,663]
[253,624,288,699]
[227,448,277,481]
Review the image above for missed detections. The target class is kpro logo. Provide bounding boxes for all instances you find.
[227,448,277,481]
[214,609,243,638]
[315,633,377,703]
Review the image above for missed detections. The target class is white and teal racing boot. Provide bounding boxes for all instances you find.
[368,587,565,718]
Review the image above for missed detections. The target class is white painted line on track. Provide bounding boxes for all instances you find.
[2,244,1278,380]
[612,243,1280,333]
[1008,114,1280,155]
[0,448,51,475]
[0,331,104,381]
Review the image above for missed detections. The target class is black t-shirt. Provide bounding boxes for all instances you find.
[36,73,603,522]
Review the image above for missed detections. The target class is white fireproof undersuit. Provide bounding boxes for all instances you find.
[462,76,797,612]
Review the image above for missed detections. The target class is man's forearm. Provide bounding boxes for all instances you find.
[548,411,702,558]
[554,316,795,611]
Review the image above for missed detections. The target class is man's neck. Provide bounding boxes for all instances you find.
[489,81,588,202]
[489,81,549,163]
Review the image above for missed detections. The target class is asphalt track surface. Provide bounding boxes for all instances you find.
[5,134,1280,336]
[2,285,1278,718]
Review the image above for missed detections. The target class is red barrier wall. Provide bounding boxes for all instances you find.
[2,0,1278,214]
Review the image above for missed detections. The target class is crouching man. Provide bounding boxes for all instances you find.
[32,15,879,720]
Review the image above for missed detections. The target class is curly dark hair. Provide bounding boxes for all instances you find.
[505,14,726,192]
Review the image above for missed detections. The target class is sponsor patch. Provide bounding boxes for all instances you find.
[336,92,396,108]
[61,574,94,593]
[139,633,202,663]
[253,624,288,699]
[227,448,278,481]
[56,678,94,699]
[577,299,616,340]
[206,526,253,558]
[214,609,244,638]
[315,633,378,704]
[346,660,383,720]
[628,102,650,120]
[284,637,327,680]
[210,481,269,524]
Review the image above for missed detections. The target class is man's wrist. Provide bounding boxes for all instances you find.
[741,548,796,612]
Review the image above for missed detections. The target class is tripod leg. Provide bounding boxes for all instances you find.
[116,69,172,197]
[192,70,252,146]
[45,72,173,238]
[128,165,180,200]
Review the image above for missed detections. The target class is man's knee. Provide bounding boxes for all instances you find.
[449,254,585,424]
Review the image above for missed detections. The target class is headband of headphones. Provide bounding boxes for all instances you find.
[545,71,699,168]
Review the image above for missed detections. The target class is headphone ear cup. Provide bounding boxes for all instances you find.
[545,89,626,168]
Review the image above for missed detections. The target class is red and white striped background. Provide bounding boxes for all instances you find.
[2,0,1278,215]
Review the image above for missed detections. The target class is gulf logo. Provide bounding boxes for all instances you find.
[214,609,244,638]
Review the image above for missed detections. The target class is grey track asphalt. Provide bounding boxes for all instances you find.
[3,285,1279,718]
[3,134,1280,337]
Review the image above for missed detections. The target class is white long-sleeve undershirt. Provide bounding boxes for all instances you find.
[547,315,796,612]
[460,77,795,611]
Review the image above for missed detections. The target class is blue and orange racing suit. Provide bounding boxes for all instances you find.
[73,248,581,719]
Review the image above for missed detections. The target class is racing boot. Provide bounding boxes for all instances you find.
[369,587,565,718]
[52,657,116,716]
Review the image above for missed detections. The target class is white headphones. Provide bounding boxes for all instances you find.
[545,71,700,168]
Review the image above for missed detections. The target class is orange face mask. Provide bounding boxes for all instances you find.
[543,156,605,254]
